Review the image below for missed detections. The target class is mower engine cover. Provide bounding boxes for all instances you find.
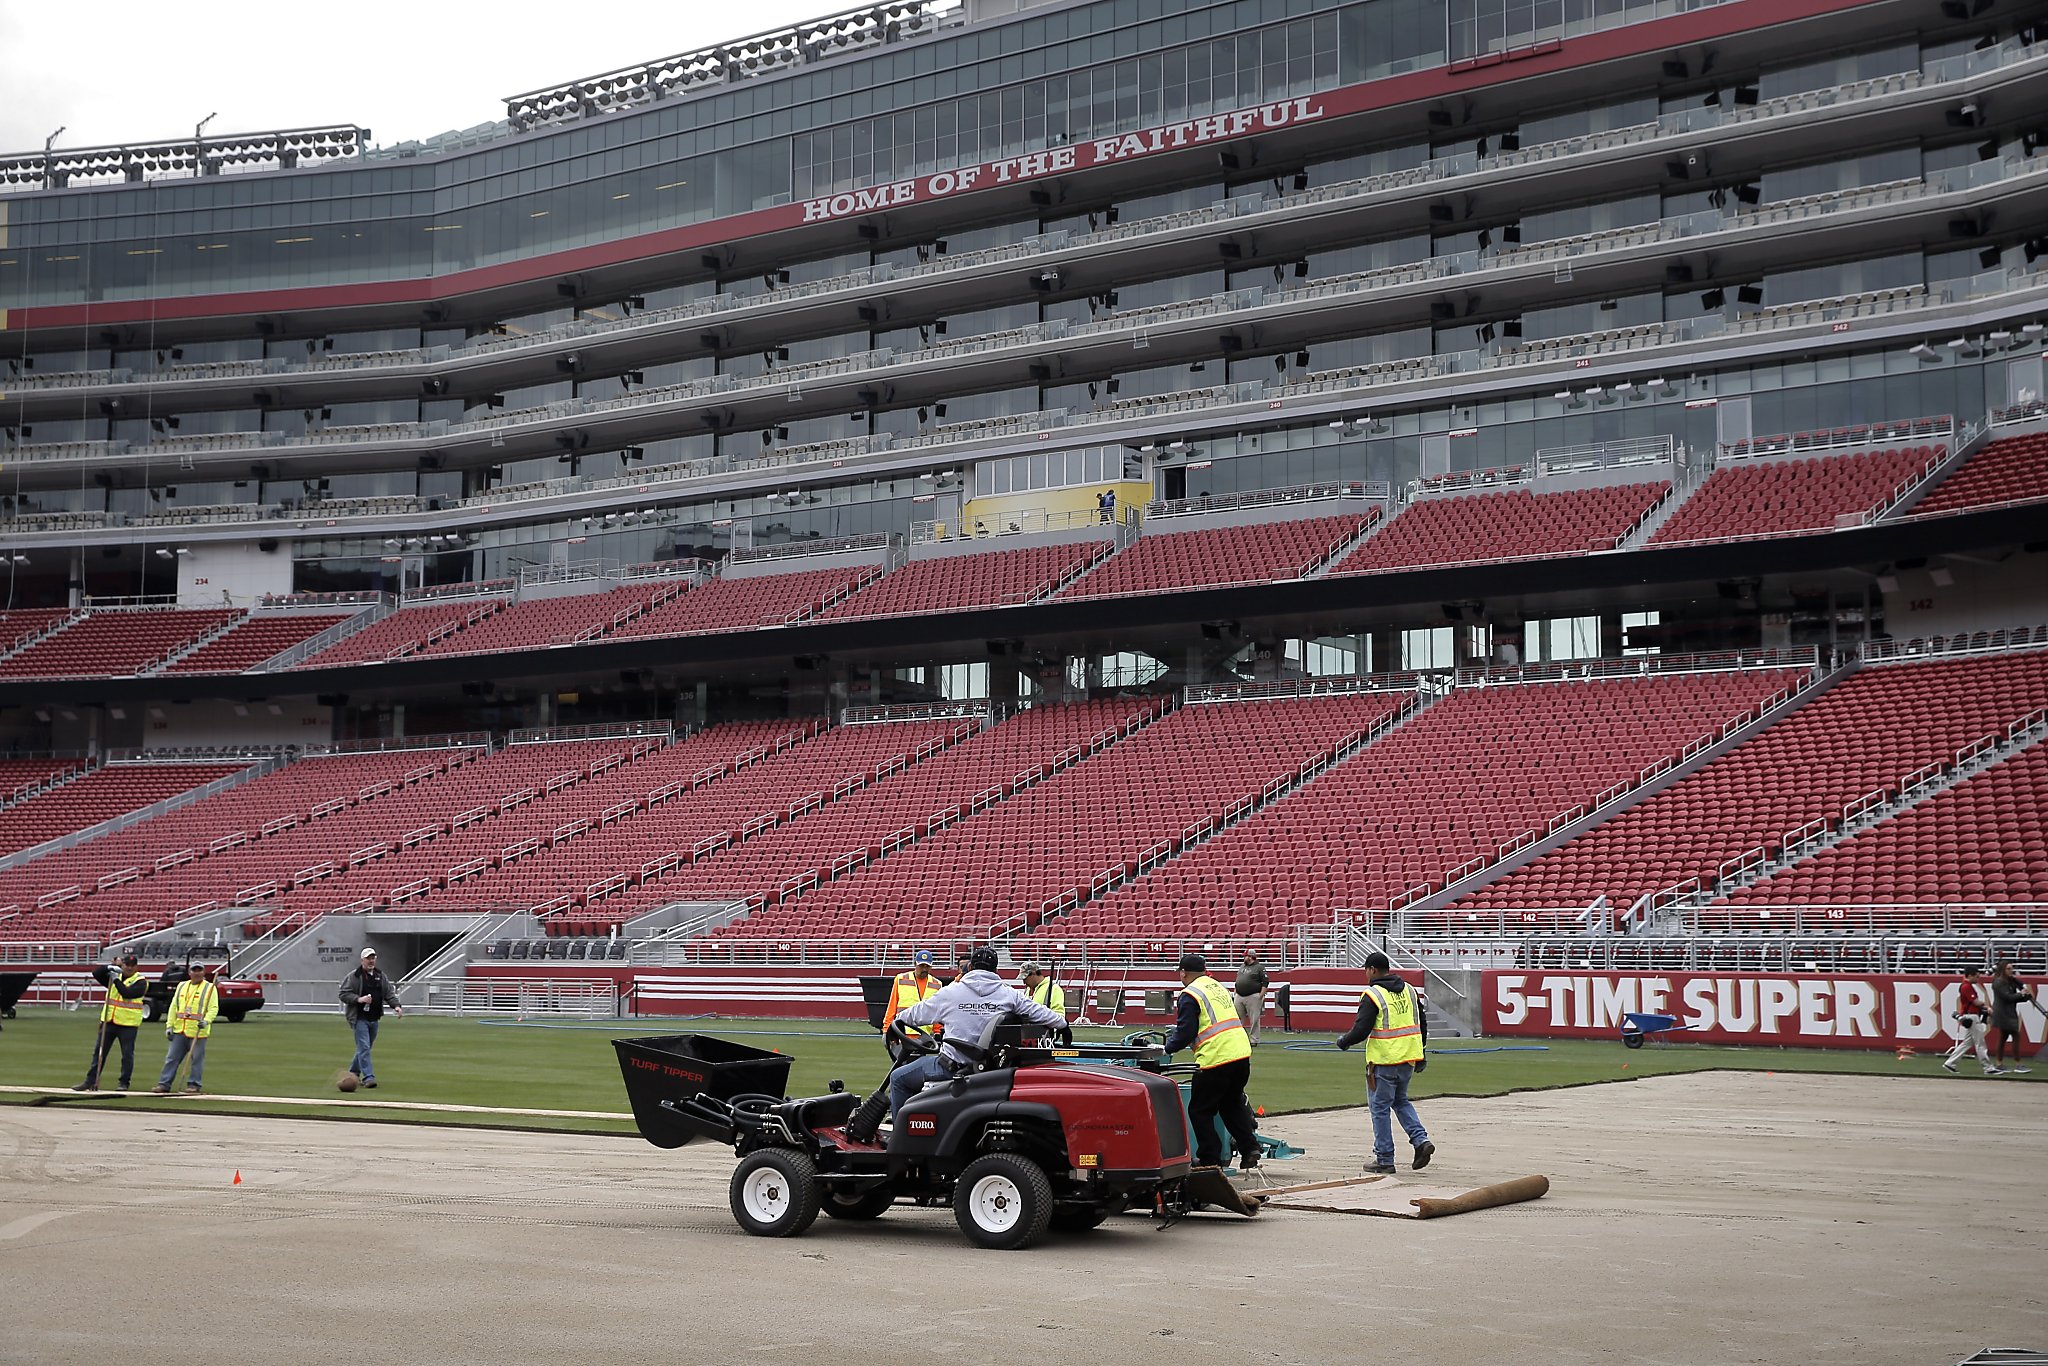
[890,1062,1190,1180]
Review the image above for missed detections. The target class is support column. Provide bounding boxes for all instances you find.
[989,661,1021,708]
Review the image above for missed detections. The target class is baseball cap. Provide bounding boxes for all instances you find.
[1019,962,1048,976]
[1178,952,1207,974]
[118,952,139,965]
[360,947,378,960]
[912,950,933,965]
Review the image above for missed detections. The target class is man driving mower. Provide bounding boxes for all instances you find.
[844,945,1066,1143]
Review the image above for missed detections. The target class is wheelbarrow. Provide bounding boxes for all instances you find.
[1619,1012,1697,1049]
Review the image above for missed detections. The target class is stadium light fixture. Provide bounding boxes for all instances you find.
[1909,341,1935,358]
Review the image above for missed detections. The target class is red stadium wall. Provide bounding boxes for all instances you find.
[1482,971,2045,1051]
[465,964,1379,1029]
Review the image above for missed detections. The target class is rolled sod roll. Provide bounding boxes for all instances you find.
[1411,1174,1549,1218]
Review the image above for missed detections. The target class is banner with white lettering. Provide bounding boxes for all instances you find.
[1483,971,2046,1051]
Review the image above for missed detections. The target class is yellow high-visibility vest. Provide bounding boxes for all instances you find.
[1361,984,1424,1065]
[1020,978,1066,1013]
[167,979,220,1040]
[101,971,147,1028]
[1184,976,1251,1069]
[882,969,939,1031]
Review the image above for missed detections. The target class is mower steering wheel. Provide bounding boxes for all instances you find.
[888,1022,939,1061]
[1123,1029,1167,1048]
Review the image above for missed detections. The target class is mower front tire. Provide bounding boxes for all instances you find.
[954,1152,1053,1251]
[821,1186,895,1220]
[1049,1203,1112,1232]
[730,1148,823,1238]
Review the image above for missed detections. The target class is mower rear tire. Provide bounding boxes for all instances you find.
[954,1152,1053,1251]
[730,1148,823,1238]
[1049,1203,1112,1232]
[821,1186,895,1220]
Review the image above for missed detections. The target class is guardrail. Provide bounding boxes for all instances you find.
[1457,646,1819,687]
[727,532,890,564]
[1146,481,1385,520]
[428,978,619,1017]
[1719,415,1954,461]
[1186,670,1423,704]
[1378,930,2048,976]
[839,701,991,725]
[503,720,674,745]
[1861,624,2048,662]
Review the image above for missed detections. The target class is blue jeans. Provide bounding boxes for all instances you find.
[1369,1063,1429,1167]
[886,1053,953,1117]
[159,1034,207,1089]
[350,1018,380,1080]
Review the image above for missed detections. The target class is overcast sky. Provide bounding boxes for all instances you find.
[0,2,851,155]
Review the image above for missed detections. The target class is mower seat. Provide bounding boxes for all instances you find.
[775,1092,858,1134]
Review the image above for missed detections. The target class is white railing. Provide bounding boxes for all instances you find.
[1719,415,1954,461]
[1146,481,1385,520]
[434,979,618,1018]
[622,930,1338,970]
[839,701,990,725]
[1458,646,1818,688]
[1186,670,1422,704]
[1388,932,2048,976]
[726,532,889,565]
[1861,625,2048,662]
[1535,435,1674,476]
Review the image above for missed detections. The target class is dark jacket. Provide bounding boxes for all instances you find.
[1336,973,1430,1053]
[90,964,149,1000]
[1989,974,2035,1028]
[339,966,402,1024]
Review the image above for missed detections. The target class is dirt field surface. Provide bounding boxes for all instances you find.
[1,1071,2039,1365]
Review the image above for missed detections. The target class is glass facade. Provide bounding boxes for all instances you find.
[1,0,1767,310]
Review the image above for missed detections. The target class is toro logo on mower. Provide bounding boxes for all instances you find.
[904,1115,937,1134]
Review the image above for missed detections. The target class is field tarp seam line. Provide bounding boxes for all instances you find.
[0,1084,629,1121]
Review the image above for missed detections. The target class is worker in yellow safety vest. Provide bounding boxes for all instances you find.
[74,952,150,1092]
[1016,962,1066,1016]
[880,950,942,1057]
[153,962,221,1094]
[1159,952,1262,1170]
[1336,951,1435,1175]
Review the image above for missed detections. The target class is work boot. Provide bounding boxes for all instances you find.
[184,1084,202,1094]
[1236,1147,1261,1172]
[1413,1141,1436,1171]
[72,1082,97,1093]
[841,1086,891,1144]
[1365,1164,1396,1176]
[151,1085,171,1095]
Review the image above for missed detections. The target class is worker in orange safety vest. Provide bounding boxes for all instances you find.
[880,950,942,1057]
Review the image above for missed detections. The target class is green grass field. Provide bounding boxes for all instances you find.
[0,1008,2033,1134]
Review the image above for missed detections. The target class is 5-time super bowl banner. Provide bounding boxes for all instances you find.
[1482,971,2044,1051]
